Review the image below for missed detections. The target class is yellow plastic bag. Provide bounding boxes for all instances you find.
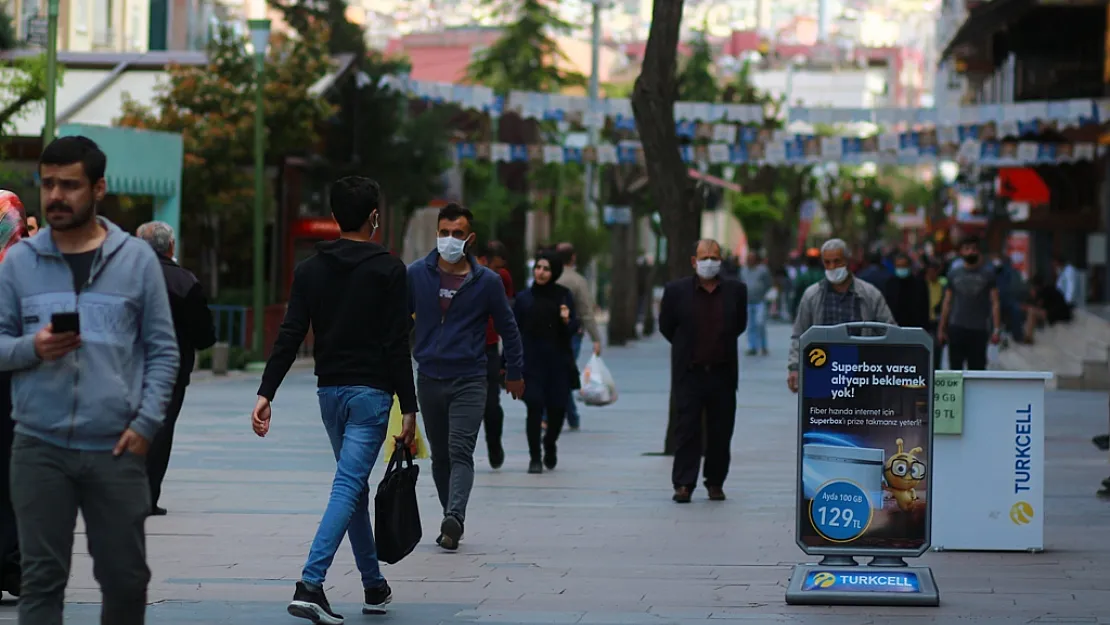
[384,395,429,462]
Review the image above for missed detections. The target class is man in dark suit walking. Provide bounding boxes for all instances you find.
[659,239,748,503]
[137,221,217,516]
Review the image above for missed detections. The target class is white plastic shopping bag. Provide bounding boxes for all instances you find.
[987,342,1001,368]
[579,354,618,406]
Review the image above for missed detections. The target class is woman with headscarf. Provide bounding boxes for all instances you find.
[0,189,24,597]
[513,251,579,474]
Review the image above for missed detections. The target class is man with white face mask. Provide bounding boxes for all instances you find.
[407,203,524,551]
[659,239,748,503]
[787,238,895,393]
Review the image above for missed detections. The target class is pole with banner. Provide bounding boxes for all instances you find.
[785,322,940,607]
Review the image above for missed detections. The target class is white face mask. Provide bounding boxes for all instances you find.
[825,267,849,284]
[437,236,467,263]
[695,259,721,279]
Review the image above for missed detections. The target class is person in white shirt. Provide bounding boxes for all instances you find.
[1053,256,1078,307]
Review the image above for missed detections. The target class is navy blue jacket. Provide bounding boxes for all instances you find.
[408,250,524,381]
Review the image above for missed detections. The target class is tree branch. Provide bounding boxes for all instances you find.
[0,92,36,131]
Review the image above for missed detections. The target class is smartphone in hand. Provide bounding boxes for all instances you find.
[51,312,80,334]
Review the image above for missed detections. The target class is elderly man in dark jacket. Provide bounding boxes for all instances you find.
[137,221,217,516]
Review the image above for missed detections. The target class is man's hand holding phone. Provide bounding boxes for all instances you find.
[34,322,81,361]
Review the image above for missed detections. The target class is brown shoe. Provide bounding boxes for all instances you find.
[672,486,692,503]
[707,486,726,501]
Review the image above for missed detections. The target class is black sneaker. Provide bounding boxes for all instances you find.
[543,446,557,470]
[1,554,20,598]
[528,460,543,474]
[288,581,344,624]
[439,515,463,551]
[1093,434,1109,451]
[363,581,392,614]
[489,444,505,470]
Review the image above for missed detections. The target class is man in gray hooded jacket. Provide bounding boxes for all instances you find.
[0,136,180,625]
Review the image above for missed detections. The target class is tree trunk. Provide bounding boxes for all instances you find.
[607,222,638,346]
[631,0,697,284]
[642,262,657,337]
[763,221,793,274]
[631,0,692,456]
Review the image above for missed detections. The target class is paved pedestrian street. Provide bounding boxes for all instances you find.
[2,322,1109,624]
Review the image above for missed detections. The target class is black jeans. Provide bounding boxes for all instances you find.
[0,371,18,580]
[948,326,989,371]
[12,434,151,625]
[672,366,737,489]
[483,344,504,456]
[146,381,188,510]
[525,401,564,463]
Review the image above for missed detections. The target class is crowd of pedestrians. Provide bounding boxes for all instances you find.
[0,133,1104,625]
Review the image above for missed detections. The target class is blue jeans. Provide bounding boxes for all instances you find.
[746,301,768,351]
[565,333,584,428]
[302,386,391,589]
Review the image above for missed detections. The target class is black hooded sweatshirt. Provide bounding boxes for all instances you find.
[257,239,417,414]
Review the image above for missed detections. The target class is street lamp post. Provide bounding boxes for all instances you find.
[488,109,500,241]
[248,18,270,359]
[42,0,60,146]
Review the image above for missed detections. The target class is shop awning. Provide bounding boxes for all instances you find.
[998,167,1050,206]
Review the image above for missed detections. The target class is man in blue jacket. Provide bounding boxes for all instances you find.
[0,136,180,625]
[408,203,524,551]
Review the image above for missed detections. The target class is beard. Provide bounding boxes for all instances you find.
[44,200,95,231]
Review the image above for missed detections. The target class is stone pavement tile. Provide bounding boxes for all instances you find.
[457,609,586,623]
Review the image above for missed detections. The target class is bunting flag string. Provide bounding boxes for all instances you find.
[453,137,1103,167]
[388,76,1110,133]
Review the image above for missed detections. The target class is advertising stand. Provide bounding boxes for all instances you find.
[785,323,940,607]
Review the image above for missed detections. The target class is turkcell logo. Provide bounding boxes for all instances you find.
[802,571,921,593]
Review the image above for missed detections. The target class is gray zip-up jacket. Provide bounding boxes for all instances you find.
[788,276,895,371]
[0,218,180,450]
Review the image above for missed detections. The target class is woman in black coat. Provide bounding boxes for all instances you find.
[513,251,579,474]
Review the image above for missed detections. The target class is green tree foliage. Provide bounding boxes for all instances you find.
[465,0,595,286]
[467,0,586,94]
[0,55,59,138]
[116,24,334,292]
[0,4,63,140]
[0,5,15,51]
[269,0,452,251]
[464,160,520,238]
[268,0,366,56]
[677,27,717,103]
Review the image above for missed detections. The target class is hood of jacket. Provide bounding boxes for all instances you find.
[24,216,131,259]
[315,238,391,270]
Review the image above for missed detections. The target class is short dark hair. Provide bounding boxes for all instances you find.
[329,176,380,232]
[39,135,107,183]
[555,242,575,265]
[437,203,474,227]
[866,250,883,265]
[483,240,507,260]
[959,235,980,248]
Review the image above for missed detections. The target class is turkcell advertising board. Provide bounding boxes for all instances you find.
[797,325,933,556]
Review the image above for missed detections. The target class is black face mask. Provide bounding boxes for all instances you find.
[964,254,980,265]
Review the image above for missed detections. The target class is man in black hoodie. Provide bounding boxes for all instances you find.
[251,177,417,625]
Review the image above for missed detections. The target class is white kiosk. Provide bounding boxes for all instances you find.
[931,370,1053,552]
